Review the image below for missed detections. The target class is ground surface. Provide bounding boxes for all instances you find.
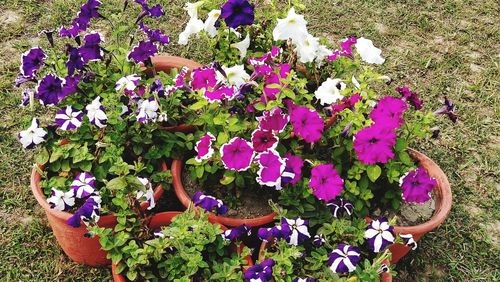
[0,0,499,281]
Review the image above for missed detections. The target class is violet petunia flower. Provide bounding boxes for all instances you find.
[312,234,326,247]
[370,96,408,130]
[15,74,36,88]
[195,132,216,162]
[55,106,83,131]
[20,88,33,107]
[85,96,107,128]
[353,124,396,165]
[150,78,165,96]
[255,150,286,188]
[221,137,255,171]
[400,233,418,250]
[79,32,104,63]
[365,217,395,253]
[257,107,289,133]
[135,0,164,18]
[289,105,324,143]
[251,129,279,153]
[136,177,156,210]
[221,0,254,29]
[67,194,101,227]
[59,0,102,38]
[66,45,85,76]
[222,224,251,241]
[326,198,353,218]
[281,217,310,246]
[71,172,96,198]
[61,74,81,100]
[434,96,457,123]
[35,74,65,106]
[47,188,75,211]
[243,259,275,282]
[127,40,158,63]
[396,85,423,110]
[309,164,344,202]
[328,244,361,273]
[136,98,159,123]
[192,192,228,215]
[293,278,316,282]
[399,167,437,203]
[138,22,170,45]
[19,47,46,78]
[18,118,47,149]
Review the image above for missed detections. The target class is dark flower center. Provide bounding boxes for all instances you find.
[369,138,379,144]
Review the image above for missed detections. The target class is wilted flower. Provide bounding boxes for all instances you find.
[309,164,344,202]
[47,188,75,211]
[58,0,102,38]
[221,0,254,29]
[365,218,395,253]
[396,85,423,110]
[400,167,437,203]
[222,224,251,241]
[221,137,255,171]
[326,198,353,218]
[314,78,346,105]
[195,132,216,162]
[400,233,418,250]
[331,93,362,115]
[328,37,357,61]
[55,106,83,131]
[293,278,316,282]
[71,172,96,198]
[355,37,385,64]
[138,22,170,45]
[192,192,228,215]
[328,244,361,273]
[67,194,101,227]
[18,118,47,149]
[434,96,457,123]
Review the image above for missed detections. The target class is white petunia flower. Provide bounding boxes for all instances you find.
[352,76,361,89]
[221,65,250,87]
[315,44,333,63]
[231,33,250,59]
[47,188,75,211]
[86,97,107,128]
[355,37,385,64]
[204,9,221,38]
[18,118,47,149]
[178,17,205,45]
[115,74,140,92]
[136,98,159,123]
[272,7,308,43]
[314,78,346,105]
[184,1,204,19]
[136,177,155,210]
[294,33,320,63]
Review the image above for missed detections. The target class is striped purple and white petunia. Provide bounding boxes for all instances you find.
[328,243,361,273]
[18,118,47,149]
[365,217,395,253]
[55,106,83,130]
[47,188,75,211]
[71,172,96,198]
[85,96,107,128]
[136,177,156,210]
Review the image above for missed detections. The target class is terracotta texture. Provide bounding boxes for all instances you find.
[30,162,167,266]
[171,159,278,227]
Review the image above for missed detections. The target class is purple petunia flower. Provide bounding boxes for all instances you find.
[399,167,437,203]
[191,67,218,90]
[61,74,81,100]
[85,96,107,128]
[396,85,423,110]
[20,88,33,107]
[370,96,407,130]
[365,218,395,253]
[79,32,104,63]
[221,137,255,171]
[66,194,101,227]
[328,37,357,61]
[262,64,290,101]
[328,244,361,273]
[221,0,254,29]
[35,74,65,106]
[195,132,216,162]
[71,172,96,198]
[204,86,235,103]
[59,0,102,38]
[282,153,303,185]
[293,278,316,282]
[289,105,324,143]
[309,164,344,202]
[66,45,85,76]
[255,150,286,188]
[150,78,165,96]
[326,198,353,218]
[47,188,75,211]
[19,47,46,78]
[55,106,83,131]
[18,118,47,149]
[192,192,228,215]
[222,224,251,241]
[135,0,164,18]
[243,259,275,282]
[257,107,289,133]
[281,217,310,246]
[400,233,418,250]
[136,98,159,123]
[434,96,457,123]
[127,40,158,63]
[312,234,326,247]
[251,129,279,153]
[138,22,170,45]
[353,124,396,165]
[15,74,36,88]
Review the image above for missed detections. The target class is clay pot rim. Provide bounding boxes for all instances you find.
[30,161,167,223]
[171,159,278,227]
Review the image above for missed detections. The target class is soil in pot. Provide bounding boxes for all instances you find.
[371,195,436,226]
[182,169,276,219]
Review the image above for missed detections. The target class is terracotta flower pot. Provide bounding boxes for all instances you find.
[370,149,452,264]
[170,159,278,227]
[111,211,253,281]
[30,162,168,266]
[151,55,202,134]
[258,239,392,281]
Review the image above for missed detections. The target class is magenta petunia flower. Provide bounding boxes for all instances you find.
[400,167,437,203]
[204,86,235,103]
[309,164,344,202]
[195,132,216,162]
[353,124,396,165]
[370,96,407,130]
[396,85,423,110]
[328,37,357,61]
[289,105,324,143]
[262,64,291,101]
[283,153,303,185]
[331,93,362,115]
[255,150,286,188]
[257,107,289,133]
[221,137,255,171]
[191,67,218,90]
[251,129,278,153]
[248,46,281,77]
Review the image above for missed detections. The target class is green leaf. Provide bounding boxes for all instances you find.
[367,165,381,182]
[107,177,127,191]
[220,172,235,185]
[35,148,49,165]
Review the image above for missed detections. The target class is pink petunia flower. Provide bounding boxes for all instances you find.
[370,96,407,130]
[251,129,279,153]
[400,167,437,203]
[289,105,324,143]
[195,132,216,162]
[257,107,289,133]
[283,153,304,185]
[204,86,235,103]
[353,124,396,165]
[309,164,344,202]
[262,64,291,102]
[191,67,218,90]
[255,150,286,188]
[221,137,255,171]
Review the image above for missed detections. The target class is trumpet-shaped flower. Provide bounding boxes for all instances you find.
[19,47,46,78]
[400,167,437,203]
[365,218,394,253]
[18,118,47,149]
[139,22,170,45]
[289,105,324,143]
[35,74,65,106]
[272,8,308,43]
[55,106,83,131]
[191,67,218,90]
[231,33,250,59]
[221,0,254,28]
[314,78,346,105]
[222,224,251,241]
[255,150,286,188]
[71,172,96,198]
[178,17,204,45]
[294,34,320,64]
[326,198,353,218]
[355,37,385,64]
[309,164,344,202]
[221,65,250,87]
[47,188,75,211]
[79,32,104,63]
[257,107,289,133]
[370,96,407,130]
[86,96,107,128]
[328,244,361,273]
[204,9,221,37]
[221,137,255,171]
[192,192,228,215]
[312,234,326,247]
[136,177,155,210]
[67,194,101,227]
[195,132,216,162]
[400,233,418,250]
[127,40,158,63]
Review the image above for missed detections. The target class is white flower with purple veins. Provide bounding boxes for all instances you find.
[18,118,47,149]
[282,217,311,246]
[272,8,308,43]
[314,78,346,105]
[136,98,159,123]
[71,172,96,198]
[204,9,221,37]
[55,106,83,131]
[231,33,250,59]
[355,37,385,65]
[115,74,141,93]
[365,217,395,253]
[85,96,107,128]
[328,244,361,273]
[220,65,250,87]
[47,188,75,211]
[294,34,320,64]
[136,177,155,210]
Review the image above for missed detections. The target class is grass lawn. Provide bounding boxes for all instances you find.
[0,0,498,281]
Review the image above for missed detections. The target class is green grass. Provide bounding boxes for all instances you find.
[0,0,499,281]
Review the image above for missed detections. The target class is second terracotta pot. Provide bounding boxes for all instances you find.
[171,159,278,227]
